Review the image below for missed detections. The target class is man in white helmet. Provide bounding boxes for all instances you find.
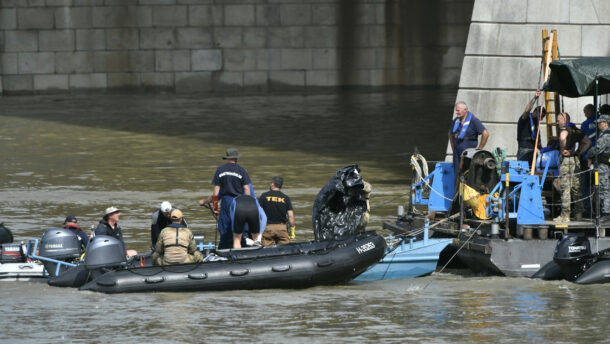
[151,201,187,247]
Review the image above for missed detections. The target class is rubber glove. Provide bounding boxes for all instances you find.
[289,226,296,239]
[212,195,219,214]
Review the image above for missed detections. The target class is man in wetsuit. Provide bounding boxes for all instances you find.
[448,101,489,173]
[259,176,296,246]
[199,148,251,249]
[230,195,264,248]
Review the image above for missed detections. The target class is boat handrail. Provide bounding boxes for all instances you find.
[25,238,78,277]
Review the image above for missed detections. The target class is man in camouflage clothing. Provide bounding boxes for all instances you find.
[587,114,610,222]
[554,112,588,222]
[152,209,203,265]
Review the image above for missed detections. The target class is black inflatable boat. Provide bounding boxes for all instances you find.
[39,229,385,293]
[533,233,610,284]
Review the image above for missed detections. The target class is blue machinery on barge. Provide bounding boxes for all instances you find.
[405,149,610,278]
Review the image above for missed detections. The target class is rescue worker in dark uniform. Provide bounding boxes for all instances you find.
[587,114,610,222]
[150,201,187,247]
[581,104,597,216]
[199,148,252,249]
[448,101,489,173]
[259,176,296,246]
[152,209,203,265]
[94,206,137,257]
[555,112,590,222]
[517,89,545,165]
[63,215,89,249]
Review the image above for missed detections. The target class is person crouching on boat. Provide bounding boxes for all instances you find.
[230,195,264,249]
[152,209,203,265]
[95,206,138,257]
[199,148,252,249]
[63,215,89,250]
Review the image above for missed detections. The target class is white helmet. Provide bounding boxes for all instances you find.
[160,201,172,213]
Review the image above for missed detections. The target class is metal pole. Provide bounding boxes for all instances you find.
[505,172,511,239]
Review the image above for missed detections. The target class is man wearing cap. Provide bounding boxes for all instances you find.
[259,176,296,246]
[587,114,610,222]
[63,215,89,249]
[199,148,252,249]
[152,209,203,265]
[151,201,187,247]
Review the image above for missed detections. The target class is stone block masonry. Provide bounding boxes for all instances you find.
[0,0,474,94]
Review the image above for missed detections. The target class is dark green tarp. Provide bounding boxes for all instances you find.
[543,57,610,97]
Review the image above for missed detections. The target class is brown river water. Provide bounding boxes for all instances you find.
[1,89,610,343]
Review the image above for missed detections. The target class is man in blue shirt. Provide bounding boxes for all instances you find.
[448,101,489,173]
[199,148,251,249]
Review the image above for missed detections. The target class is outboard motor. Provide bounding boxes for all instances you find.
[553,234,593,281]
[39,228,82,277]
[84,235,126,278]
[1,243,26,263]
[0,223,14,244]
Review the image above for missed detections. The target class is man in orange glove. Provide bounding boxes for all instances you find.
[199,148,251,249]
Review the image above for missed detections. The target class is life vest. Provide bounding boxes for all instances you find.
[452,112,473,140]
[160,226,191,264]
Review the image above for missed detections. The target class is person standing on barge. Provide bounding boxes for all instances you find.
[517,89,545,165]
[448,101,489,173]
[581,104,597,216]
[555,113,588,222]
[587,114,610,222]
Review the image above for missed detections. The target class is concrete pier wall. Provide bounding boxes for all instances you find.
[0,0,474,94]
[453,0,610,158]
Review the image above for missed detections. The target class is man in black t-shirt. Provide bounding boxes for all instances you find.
[259,176,295,246]
[517,89,545,165]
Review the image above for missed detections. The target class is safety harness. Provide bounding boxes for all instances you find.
[164,228,188,249]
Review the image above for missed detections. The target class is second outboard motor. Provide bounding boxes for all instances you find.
[39,228,82,277]
[0,243,26,263]
[553,234,593,281]
[85,235,126,278]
